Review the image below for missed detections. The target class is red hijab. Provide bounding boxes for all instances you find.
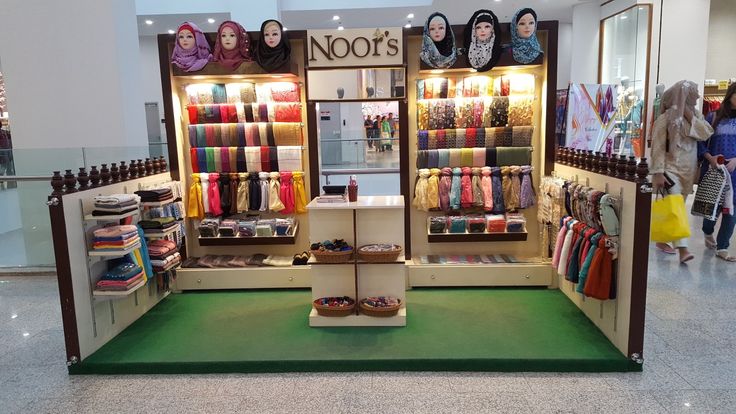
[213,21,252,70]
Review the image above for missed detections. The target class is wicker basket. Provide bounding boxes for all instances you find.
[310,248,354,263]
[313,298,355,317]
[359,299,402,317]
[357,244,403,263]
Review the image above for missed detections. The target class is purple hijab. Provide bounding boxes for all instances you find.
[171,22,211,72]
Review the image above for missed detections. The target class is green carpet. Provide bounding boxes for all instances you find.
[71,288,638,374]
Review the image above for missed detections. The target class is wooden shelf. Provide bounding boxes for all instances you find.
[84,209,140,221]
[88,242,141,257]
[140,198,177,207]
[93,279,147,299]
[427,231,528,243]
[143,226,179,238]
[307,255,355,265]
[356,255,406,265]
[197,223,298,246]
[154,263,180,274]
[309,307,406,327]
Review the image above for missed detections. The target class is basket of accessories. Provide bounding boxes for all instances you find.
[357,244,403,263]
[359,296,402,317]
[310,239,354,263]
[313,296,356,317]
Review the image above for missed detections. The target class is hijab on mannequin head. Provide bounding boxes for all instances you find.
[464,9,502,72]
[420,12,457,68]
[254,19,291,72]
[170,21,212,72]
[213,20,252,70]
[511,8,542,64]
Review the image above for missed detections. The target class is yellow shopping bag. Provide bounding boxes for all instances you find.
[650,194,691,242]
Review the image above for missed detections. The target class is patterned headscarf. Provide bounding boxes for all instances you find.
[213,21,253,71]
[511,8,542,64]
[464,10,502,72]
[661,80,700,137]
[420,12,457,69]
[171,22,211,72]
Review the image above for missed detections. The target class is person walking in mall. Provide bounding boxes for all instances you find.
[380,115,392,152]
[372,115,382,152]
[699,83,736,262]
[651,80,714,263]
[387,112,397,151]
[363,115,374,149]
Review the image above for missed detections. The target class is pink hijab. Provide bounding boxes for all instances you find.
[213,21,253,70]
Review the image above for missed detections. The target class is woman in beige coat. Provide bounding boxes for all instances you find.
[650,80,714,263]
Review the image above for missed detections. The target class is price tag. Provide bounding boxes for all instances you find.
[718,80,729,90]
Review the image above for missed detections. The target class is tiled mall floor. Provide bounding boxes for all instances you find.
[2,218,736,413]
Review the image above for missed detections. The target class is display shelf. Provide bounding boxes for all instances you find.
[307,256,354,265]
[197,223,298,246]
[406,260,553,287]
[172,60,299,77]
[306,195,405,210]
[175,266,311,290]
[92,279,147,299]
[87,242,141,257]
[140,198,178,207]
[84,210,140,221]
[309,307,406,327]
[356,255,406,265]
[154,263,180,274]
[143,225,180,238]
[427,231,528,243]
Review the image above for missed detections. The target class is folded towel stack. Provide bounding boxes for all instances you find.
[91,225,140,251]
[95,262,144,292]
[135,188,174,204]
[91,194,140,216]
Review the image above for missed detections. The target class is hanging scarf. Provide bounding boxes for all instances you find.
[501,167,513,210]
[450,167,462,210]
[268,172,285,212]
[208,173,223,216]
[237,173,249,213]
[511,8,542,64]
[427,168,441,210]
[413,169,431,211]
[420,12,457,68]
[491,167,505,213]
[219,173,231,214]
[439,167,453,212]
[254,20,291,72]
[258,172,269,211]
[187,174,204,220]
[557,220,576,276]
[520,165,536,209]
[293,171,308,213]
[552,217,574,268]
[460,167,473,208]
[279,171,295,214]
[583,236,614,300]
[213,21,252,70]
[248,172,261,211]
[171,22,212,72]
[481,166,493,211]
[471,167,484,207]
[200,173,210,214]
[577,233,602,294]
[508,165,522,210]
[464,10,502,72]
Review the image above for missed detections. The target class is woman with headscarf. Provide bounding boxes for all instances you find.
[464,10,502,72]
[254,19,291,72]
[213,21,253,71]
[651,80,714,263]
[420,12,457,69]
[511,8,543,64]
[171,22,212,72]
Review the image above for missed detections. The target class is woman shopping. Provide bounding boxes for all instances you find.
[698,83,736,262]
[650,80,714,263]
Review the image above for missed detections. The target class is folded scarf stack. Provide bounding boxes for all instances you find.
[92,225,140,251]
[139,217,178,232]
[148,239,177,259]
[151,252,181,273]
[91,194,140,216]
[95,262,144,292]
[135,188,174,204]
[181,254,298,268]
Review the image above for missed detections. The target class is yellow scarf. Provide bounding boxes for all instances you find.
[186,174,204,220]
[293,171,308,213]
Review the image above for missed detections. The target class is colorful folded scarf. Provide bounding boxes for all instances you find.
[512,126,534,147]
[418,130,429,150]
[436,129,446,149]
[205,147,215,172]
[293,171,307,213]
[427,168,441,210]
[219,173,231,213]
[439,167,453,212]
[260,146,270,172]
[190,148,199,173]
[448,148,461,167]
[413,169,430,211]
[208,173,223,215]
[416,150,428,169]
[417,101,429,130]
[520,165,535,209]
[476,127,486,147]
[450,167,462,210]
[491,167,505,213]
[274,103,301,122]
[460,148,473,167]
[244,147,261,172]
[416,79,425,100]
[200,173,210,214]
[258,172,269,211]
[279,171,295,214]
[460,167,473,208]
[277,146,303,171]
[472,148,485,168]
[249,172,261,211]
[481,167,493,211]
[204,125,216,147]
[438,149,450,168]
[268,172,285,212]
[229,173,239,214]
[244,104,255,122]
[236,103,246,122]
[212,84,227,104]
[237,173,249,212]
[236,147,246,171]
[195,125,206,147]
[445,100,456,129]
[427,130,438,149]
[269,146,279,172]
[188,106,198,124]
[213,147,222,172]
[455,129,466,148]
[266,123,276,146]
[501,167,515,211]
[188,125,197,147]
[509,165,522,210]
[444,129,454,149]
[228,147,238,172]
[428,150,439,169]
[497,147,531,166]
[274,122,302,146]
[465,128,477,148]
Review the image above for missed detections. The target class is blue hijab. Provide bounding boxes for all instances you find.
[511,8,542,64]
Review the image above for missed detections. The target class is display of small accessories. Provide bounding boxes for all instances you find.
[359,297,402,317]
[427,212,526,235]
[357,244,403,262]
[181,254,307,268]
[197,216,296,238]
[418,254,519,264]
[312,297,356,317]
[310,239,354,263]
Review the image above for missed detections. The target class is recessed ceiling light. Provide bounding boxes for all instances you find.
[620,15,628,19]
[145,19,153,25]
[404,23,411,28]
[168,29,175,34]
[207,18,215,24]
[337,25,344,31]
[407,13,414,19]
[11,314,17,319]
[333,15,340,21]
[22,332,29,337]
[494,0,501,2]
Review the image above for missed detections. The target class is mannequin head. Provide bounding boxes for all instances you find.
[263,21,282,48]
[620,77,631,89]
[220,26,238,50]
[177,25,196,50]
[515,10,537,39]
[655,83,665,96]
[474,16,494,42]
[429,15,446,42]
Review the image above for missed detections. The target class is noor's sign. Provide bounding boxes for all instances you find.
[307,28,403,67]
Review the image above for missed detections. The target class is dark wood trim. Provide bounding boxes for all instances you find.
[601,3,643,22]
[597,19,604,84]
[428,232,528,243]
[400,28,411,260]
[628,185,651,361]
[601,0,615,5]
[306,64,407,70]
[544,21,559,176]
[157,34,180,181]
[48,196,81,366]
[306,103,320,199]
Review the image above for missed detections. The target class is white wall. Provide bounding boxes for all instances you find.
[139,36,166,143]
[557,23,573,90]
[705,0,736,81]
[657,0,711,92]
[570,2,600,84]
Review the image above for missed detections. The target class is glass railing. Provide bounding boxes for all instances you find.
[0,144,170,269]
[318,137,401,195]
